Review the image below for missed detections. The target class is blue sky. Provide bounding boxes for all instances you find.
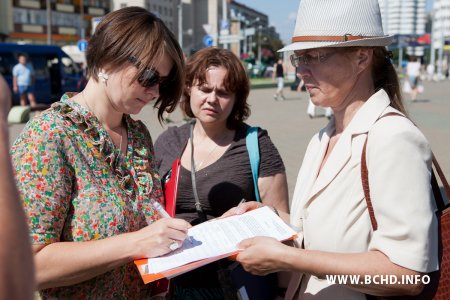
[240,0,434,43]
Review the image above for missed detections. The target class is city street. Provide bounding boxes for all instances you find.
[8,80,450,201]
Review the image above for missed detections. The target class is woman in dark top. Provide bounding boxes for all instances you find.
[154,48,289,299]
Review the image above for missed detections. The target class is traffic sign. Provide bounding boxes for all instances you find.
[202,24,212,34]
[91,17,102,34]
[220,19,230,30]
[203,35,214,47]
[77,39,88,52]
[219,35,243,44]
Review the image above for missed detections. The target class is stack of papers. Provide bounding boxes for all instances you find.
[134,206,297,283]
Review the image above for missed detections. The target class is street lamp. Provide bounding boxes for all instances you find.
[178,2,183,49]
[257,25,262,64]
[257,25,268,65]
[241,17,259,57]
[46,0,51,44]
[80,0,85,40]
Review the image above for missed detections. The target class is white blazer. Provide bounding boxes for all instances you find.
[286,90,439,300]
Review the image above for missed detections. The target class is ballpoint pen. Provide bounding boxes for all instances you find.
[234,198,247,213]
[151,199,171,219]
[151,199,181,251]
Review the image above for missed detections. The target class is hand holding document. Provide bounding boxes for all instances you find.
[135,206,297,283]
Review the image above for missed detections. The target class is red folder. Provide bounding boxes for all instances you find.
[150,158,181,296]
[164,158,181,217]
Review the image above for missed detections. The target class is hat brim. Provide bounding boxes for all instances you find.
[278,35,394,52]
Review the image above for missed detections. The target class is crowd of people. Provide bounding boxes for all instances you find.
[0,1,443,300]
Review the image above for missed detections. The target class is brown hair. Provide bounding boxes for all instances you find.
[181,48,250,129]
[340,46,406,115]
[86,6,185,122]
[371,47,406,115]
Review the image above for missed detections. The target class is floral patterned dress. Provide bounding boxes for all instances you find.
[11,93,163,299]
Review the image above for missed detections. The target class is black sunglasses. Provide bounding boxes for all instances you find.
[128,56,169,88]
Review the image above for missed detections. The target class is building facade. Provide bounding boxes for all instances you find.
[378,0,427,56]
[431,0,450,77]
[0,0,110,45]
[111,0,179,36]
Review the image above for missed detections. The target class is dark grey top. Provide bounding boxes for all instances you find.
[154,122,285,225]
[154,121,285,288]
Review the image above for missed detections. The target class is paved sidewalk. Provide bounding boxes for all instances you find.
[8,80,450,201]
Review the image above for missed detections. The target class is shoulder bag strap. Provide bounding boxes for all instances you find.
[361,112,449,231]
[246,126,261,202]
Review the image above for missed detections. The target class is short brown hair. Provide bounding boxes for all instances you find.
[181,48,250,129]
[86,6,185,122]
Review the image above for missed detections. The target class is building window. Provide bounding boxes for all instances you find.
[121,3,127,8]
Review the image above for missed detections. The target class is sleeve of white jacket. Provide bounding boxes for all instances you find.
[366,116,439,273]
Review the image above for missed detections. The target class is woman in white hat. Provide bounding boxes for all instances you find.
[230,0,439,299]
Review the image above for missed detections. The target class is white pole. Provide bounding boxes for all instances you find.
[437,29,444,80]
[222,0,228,49]
[178,2,183,49]
[243,23,247,54]
[46,0,51,45]
[257,25,261,64]
[80,0,85,40]
[430,5,436,68]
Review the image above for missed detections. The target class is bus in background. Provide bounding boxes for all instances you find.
[0,43,85,106]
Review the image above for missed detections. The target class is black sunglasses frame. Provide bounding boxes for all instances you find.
[128,56,169,88]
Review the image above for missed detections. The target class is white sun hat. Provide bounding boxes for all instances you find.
[279,0,394,52]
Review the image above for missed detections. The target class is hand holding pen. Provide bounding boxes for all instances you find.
[151,199,171,219]
[151,199,190,251]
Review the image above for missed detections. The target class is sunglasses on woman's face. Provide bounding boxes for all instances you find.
[128,56,169,88]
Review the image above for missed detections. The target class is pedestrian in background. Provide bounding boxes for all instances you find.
[426,63,435,81]
[273,58,286,100]
[405,56,421,102]
[0,74,35,299]
[155,47,289,299]
[12,53,37,107]
[11,7,191,299]
[231,0,438,299]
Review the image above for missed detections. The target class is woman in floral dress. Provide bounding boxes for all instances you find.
[11,7,190,299]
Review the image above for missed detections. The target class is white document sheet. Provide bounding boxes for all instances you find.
[146,206,296,274]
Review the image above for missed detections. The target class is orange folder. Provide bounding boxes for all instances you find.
[134,252,237,284]
[134,236,297,284]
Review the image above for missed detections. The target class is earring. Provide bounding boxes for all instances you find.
[98,71,109,83]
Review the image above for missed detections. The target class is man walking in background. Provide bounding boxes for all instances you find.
[273,58,286,101]
[12,54,37,107]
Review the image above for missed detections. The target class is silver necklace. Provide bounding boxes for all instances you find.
[192,129,232,170]
[81,92,124,153]
[194,142,219,170]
